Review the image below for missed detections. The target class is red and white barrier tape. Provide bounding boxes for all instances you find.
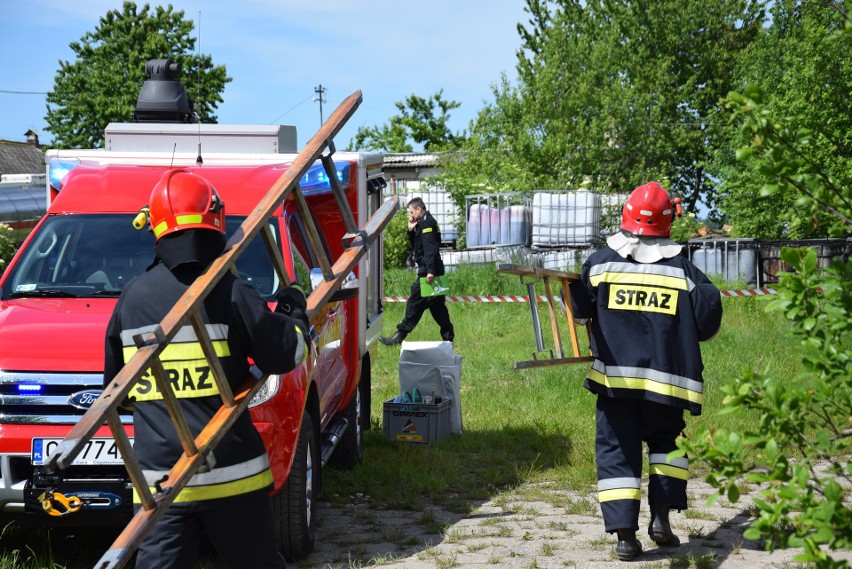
[382,288,778,303]
[720,287,777,297]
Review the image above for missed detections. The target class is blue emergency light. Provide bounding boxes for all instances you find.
[17,384,43,393]
[48,158,81,191]
[299,161,351,195]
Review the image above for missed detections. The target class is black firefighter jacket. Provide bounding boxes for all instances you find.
[104,232,307,505]
[569,247,722,416]
[408,210,445,277]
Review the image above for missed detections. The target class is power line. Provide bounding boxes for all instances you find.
[269,93,314,124]
[0,89,49,95]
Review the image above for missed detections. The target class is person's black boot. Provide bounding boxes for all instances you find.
[379,331,406,346]
[615,529,642,561]
[648,505,680,546]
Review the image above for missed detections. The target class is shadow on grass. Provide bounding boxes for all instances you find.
[0,426,576,568]
[303,425,580,568]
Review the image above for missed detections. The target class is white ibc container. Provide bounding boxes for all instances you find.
[509,205,530,246]
[531,190,601,247]
[466,204,479,247]
[419,190,459,243]
[488,206,500,245]
[498,208,510,245]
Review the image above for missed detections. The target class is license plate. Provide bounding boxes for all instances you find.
[31,438,132,466]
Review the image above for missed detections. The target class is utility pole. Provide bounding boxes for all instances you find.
[314,84,327,126]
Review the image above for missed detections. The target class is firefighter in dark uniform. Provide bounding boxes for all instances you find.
[380,197,454,345]
[568,182,722,561]
[104,169,310,569]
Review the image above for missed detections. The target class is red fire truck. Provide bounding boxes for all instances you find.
[0,60,390,560]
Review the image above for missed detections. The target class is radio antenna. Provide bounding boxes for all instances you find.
[170,143,177,168]
[195,10,204,166]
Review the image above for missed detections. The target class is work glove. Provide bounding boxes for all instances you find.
[276,284,310,338]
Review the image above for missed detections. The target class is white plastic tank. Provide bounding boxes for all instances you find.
[531,190,601,247]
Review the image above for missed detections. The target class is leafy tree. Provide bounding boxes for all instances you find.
[0,224,15,272]
[350,91,464,153]
[45,1,231,149]
[439,0,763,220]
[677,6,852,566]
[714,0,852,237]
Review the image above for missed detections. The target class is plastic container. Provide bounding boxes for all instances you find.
[531,190,601,247]
[383,399,451,444]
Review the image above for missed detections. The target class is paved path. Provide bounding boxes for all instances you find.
[302,477,852,568]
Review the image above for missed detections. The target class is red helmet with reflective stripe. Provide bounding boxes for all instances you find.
[621,181,679,237]
[148,169,225,240]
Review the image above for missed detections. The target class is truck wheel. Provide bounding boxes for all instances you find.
[329,363,367,469]
[275,410,318,560]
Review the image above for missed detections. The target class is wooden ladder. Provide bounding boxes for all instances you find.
[497,264,594,369]
[45,90,399,568]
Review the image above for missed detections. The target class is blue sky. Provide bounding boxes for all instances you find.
[1,0,528,151]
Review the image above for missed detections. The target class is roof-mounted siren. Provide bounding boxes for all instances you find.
[133,59,194,123]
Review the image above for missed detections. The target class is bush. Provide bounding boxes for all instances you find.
[0,224,15,272]
[383,209,412,269]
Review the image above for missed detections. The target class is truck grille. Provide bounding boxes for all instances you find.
[0,371,132,425]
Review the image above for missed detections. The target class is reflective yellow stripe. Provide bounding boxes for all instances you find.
[122,340,230,362]
[175,214,203,225]
[152,221,169,238]
[650,464,689,480]
[587,368,704,405]
[590,271,688,290]
[599,488,641,502]
[422,227,433,233]
[133,469,272,503]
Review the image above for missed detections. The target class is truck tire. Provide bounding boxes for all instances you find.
[329,360,368,469]
[274,409,318,560]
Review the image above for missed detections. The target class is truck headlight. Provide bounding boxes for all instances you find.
[248,373,281,408]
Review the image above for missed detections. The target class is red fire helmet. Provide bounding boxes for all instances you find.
[621,181,680,237]
[147,169,225,240]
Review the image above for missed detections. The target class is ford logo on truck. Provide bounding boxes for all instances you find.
[67,390,102,409]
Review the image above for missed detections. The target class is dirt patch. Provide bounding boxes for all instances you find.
[301,477,852,568]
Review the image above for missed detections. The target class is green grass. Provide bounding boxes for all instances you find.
[328,265,801,517]
[0,265,801,567]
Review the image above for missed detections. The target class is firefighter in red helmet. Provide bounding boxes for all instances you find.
[568,182,722,560]
[104,169,309,569]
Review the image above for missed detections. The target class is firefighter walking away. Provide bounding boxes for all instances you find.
[568,182,723,561]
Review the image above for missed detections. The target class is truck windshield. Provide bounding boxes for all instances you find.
[1,214,279,300]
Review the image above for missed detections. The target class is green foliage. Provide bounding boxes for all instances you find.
[382,209,412,269]
[0,224,15,272]
[350,91,465,152]
[679,5,852,566]
[678,249,852,566]
[670,214,704,243]
[45,1,231,149]
[714,0,852,238]
[438,0,763,218]
[722,86,852,238]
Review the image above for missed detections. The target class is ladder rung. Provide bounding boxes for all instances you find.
[106,411,155,511]
[292,185,334,281]
[188,309,235,408]
[260,223,292,289]
[321,152,358,235]
[146,356,199,460]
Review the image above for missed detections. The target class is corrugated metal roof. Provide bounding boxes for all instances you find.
[382,153,439,168]
[0,141,45,176]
